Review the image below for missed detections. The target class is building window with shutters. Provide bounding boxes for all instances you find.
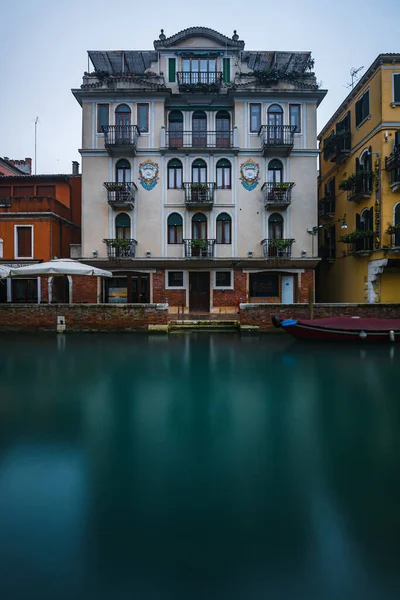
[355,90,370,128]
[15,225,33,259]
[168,58,176,83]
[216,213,232,244]
[137,103,149,133]
[216,159,231,189]
[223,58,230,83]
[168,159,183,189]
[97,104,109,133]
[167,213,183,244]
[289,104,301,133]
[393,73,400,104]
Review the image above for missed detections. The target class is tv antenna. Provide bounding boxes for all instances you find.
[345,66,364,90]
[34,116,39,174]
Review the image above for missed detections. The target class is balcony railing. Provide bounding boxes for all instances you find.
[102,125,140,154]
[0,196,11,207]
[176,71,223,91]
[318,195,336,217]
[324,131,351,163]
[345,236,374,255]
[183,183,215,208]
[262,238,295,259]
[165,130,234,149]
[103,182,137,209]
[348,173,374,202]
[262,182,294,210]
[385,146,400,171]
[259,125,296,155]
[103,239,137,259]
[183,239,216,258]
[319,244,336,260]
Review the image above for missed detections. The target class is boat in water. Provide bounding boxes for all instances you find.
[272,316,400,342]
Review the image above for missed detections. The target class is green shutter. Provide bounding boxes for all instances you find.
[394,74,400,103]
[223,58,230,83]
[168,58,176,83]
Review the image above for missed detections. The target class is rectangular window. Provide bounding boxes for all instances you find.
[249,272,279,297]
[16,226,33,258]
[394,74,400,104]
[223,58,230,83]
[12,279,38,303]
[97,103,109,133]
[250,103,261,132]
[137,103,149,133]
[215,271,231,287]
[36,185,55,197]
[355,90,370,127]
[167,271,184,287]
[289,104,301,133]
[0,186,11,206]
[168,58,176,83]
[14,186,34,197]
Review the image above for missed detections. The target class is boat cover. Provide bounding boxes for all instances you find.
[297,317,400,331]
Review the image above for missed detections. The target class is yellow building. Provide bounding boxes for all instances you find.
[317,54,400,303]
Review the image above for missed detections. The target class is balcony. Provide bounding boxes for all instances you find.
[385,146,400,171]
[262,238,295,259]
[318,195,336,218]
[102,125,140,156]
[103,239,137,259]
[103,182,137,210]
[183,239,216,258]
[183,183,215,208]
[319,244,336,261]
[262,182,295,210]
[342,234,374,256]
[176,71,223,92]
[165,130,235,151]
[259,125,296,156]
[324,131,351,164]
[347,173,374,203]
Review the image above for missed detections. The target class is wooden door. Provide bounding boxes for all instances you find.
[189,272,210,313]
[130,274,150,303]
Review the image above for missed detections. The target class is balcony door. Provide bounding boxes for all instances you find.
[216,110,230,148]
[115,104,131,143]
[115,212,131,239]
[268,104,283,143]
[192,159,207,184]
[192,213,207,240]
[168,111,183,148]
[268,213,283,240]
[268,159,283,185]
[192,111,207,147]
[116,159,131,183]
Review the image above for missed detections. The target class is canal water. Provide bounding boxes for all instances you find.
[0,333,399,600]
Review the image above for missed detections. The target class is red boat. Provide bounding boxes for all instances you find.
[272,316,400,342]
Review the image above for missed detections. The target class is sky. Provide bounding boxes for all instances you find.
[1,0,399,175]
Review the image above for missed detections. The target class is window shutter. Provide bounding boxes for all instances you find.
[17,227,32,257]
[356,100,361,126]
[395,130,400,148]
[356,213,361,230]
[369,207,374,231]
[356,157,360,172]
[394,74,400,103]
[223,58,230,83]
[168,58,176,83]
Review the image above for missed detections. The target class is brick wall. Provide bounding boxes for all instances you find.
[0,304,168,332]
[299,270,314,303]
[213,270,247,308]
[240,303,400,331]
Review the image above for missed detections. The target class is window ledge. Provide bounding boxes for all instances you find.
[356,115,371,130]
[213,286,234,290]
[391,102,400,107]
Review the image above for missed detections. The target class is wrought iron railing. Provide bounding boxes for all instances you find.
[183,239,216,258]
[318,195,336,216]
[348,173,374,202]
[183,183,215,206]
[324,131,351,162]
[102,125,140,148]
[385,146,400,171]
[259,125,296,150]
[262,182,294,207]
[103,182,137,206]
[389,230,400,248]
[319,244,336,260]
[262,238,295,258]
[176,71,223,89]
[103,239,137,259]
[166,130,233,149]
[345,235,374,254]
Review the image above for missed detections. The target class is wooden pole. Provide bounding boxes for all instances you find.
[308,283,314,320]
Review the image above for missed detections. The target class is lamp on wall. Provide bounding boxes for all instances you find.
[307,215,347,257]
[248,250,253,258]
[92,250,98,258]
[146,250,151,257]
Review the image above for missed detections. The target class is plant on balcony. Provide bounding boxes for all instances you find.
[339,229,374,243]
[269,238,295,249]
[189,239,209,250]
[385,223,400,235]
[272,183,292,191]
[191,183,207,191]
[105,183,125,191]
[338,174,356,191]
[109,238,130,248]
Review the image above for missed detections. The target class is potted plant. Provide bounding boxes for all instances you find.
[191,182,208,202]
[105,183,125,191]
[268,238,294,257]
[189,238,209,256]
[386,223,400,235]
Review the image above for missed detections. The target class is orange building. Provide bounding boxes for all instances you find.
[0,166,81,303]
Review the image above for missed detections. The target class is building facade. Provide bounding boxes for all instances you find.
[318,54,400,303]
[72,27,326,312]
[0,168,81,303]
[0,157,32,177]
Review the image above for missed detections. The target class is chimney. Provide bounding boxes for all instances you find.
[25,158,32,175]
[72,161,79,176]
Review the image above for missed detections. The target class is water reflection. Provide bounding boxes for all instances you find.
[0,334,399,599]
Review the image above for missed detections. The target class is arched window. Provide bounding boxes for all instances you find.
[216,213,231,244]
[192,213,207,239]
[268,159,283,185]
[168,111,183,148]
[192,159,207,183]
[216,159,231,189]
[115,213,131,239]
[116,159,131,183]
[168,159,183,189]
[268,104,283,143]
[192,111,207,147]
[268,213,283,240]
[167,213,183,244]
[115,104,131,143]
[216,110,231,148]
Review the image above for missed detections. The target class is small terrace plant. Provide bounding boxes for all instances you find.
[269,238,295,249]
[339,229,374,243]
[385,223,400,235]
[105,183,125,191]
[109,238,130,248]
[189,239,209,250]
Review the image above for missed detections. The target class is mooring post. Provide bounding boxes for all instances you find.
[308,283,314,320]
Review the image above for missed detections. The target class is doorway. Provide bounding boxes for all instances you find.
[52,276,70,303]
[105,274,150,303]
[281,275,294,304]
[189,272,210,312]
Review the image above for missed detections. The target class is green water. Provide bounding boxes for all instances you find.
[0,333,399,600]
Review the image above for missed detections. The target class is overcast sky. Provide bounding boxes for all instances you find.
[1,0,399,174]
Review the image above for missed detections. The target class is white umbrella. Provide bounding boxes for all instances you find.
[7,259,113,278]
[0,265,11,278]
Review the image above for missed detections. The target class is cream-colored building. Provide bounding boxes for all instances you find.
[72,27,326,312]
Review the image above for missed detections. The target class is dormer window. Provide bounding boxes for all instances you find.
[182,58,217,84]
